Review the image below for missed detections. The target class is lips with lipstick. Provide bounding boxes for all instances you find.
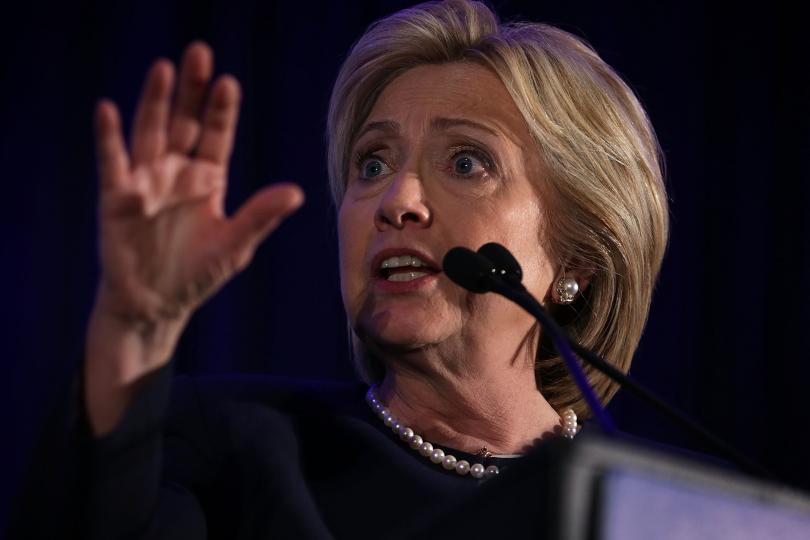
[376,254,441,282]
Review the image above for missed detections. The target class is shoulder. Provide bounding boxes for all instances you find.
[169,370,367,417]
[162,371,370,464]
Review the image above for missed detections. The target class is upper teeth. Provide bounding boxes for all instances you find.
[380,255,428,269]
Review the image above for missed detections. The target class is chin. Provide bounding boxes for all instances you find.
[359,308,454,353]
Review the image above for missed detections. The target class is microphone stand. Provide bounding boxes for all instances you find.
[485,275,617,435]
[444,245,773,480]
[489,274,771,479]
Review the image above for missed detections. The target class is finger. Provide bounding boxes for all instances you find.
[95,99,130,191]
[196,75,241,165]
[168,42,213,154]
[220,183,305,269]
[131,60,175,166]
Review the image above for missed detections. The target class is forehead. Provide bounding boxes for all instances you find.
[365,62,533,146]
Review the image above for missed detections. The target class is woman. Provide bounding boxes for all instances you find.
[10,0,667,538]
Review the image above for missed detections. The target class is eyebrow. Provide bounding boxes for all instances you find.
[354,117,500,141]
[355,120,400,140]
[430,117,499,137]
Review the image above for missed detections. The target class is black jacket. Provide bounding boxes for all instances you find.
[8,362,564,539]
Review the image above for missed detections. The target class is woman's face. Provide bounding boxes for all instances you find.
[338,62,556,357]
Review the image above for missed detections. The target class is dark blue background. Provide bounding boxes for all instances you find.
[2,0,809,529]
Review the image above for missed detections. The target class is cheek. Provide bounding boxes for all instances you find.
[336,205,351,277]
[514,218,555,298]
[489,199,554,294]
[337,200,370,320]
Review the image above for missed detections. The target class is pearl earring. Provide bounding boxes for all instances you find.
[554,276,579,304]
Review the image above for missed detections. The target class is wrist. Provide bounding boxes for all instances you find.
[83,299,186,437]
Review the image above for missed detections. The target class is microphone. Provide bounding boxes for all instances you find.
[478,242,522,287]
[442,244,617,434]
[442,246,497,293]
[444,242,772,479]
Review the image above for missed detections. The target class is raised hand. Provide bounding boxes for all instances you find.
[85,43,304,435]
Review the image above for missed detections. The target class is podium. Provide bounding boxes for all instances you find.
[545,433,810,539]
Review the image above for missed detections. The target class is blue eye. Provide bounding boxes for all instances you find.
[359,157,391,179]
[452,152,488,177]
[364,160,382,177]
[454,155,475,175]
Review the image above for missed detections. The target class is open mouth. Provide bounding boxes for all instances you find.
[377,254,440,282]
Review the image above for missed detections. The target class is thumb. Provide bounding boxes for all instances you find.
[220,182,305,268]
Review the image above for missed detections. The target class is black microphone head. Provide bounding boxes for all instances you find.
[442,247,495,293]
[478,242,522,285]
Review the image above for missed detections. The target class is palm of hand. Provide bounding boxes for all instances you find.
[100,155,224,322]
[95,43,303,326]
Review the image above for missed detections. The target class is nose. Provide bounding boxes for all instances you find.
[374,172,432,231]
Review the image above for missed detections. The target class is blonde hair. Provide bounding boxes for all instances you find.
[327,0,669,418]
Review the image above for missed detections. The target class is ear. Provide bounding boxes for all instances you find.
[569,268,593,294]
[543,265,594,305]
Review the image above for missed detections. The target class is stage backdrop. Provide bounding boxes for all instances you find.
[2,0,809,529]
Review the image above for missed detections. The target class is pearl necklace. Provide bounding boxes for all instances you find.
[365,387,579,479]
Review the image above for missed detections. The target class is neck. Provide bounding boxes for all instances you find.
[373,327,563,455]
